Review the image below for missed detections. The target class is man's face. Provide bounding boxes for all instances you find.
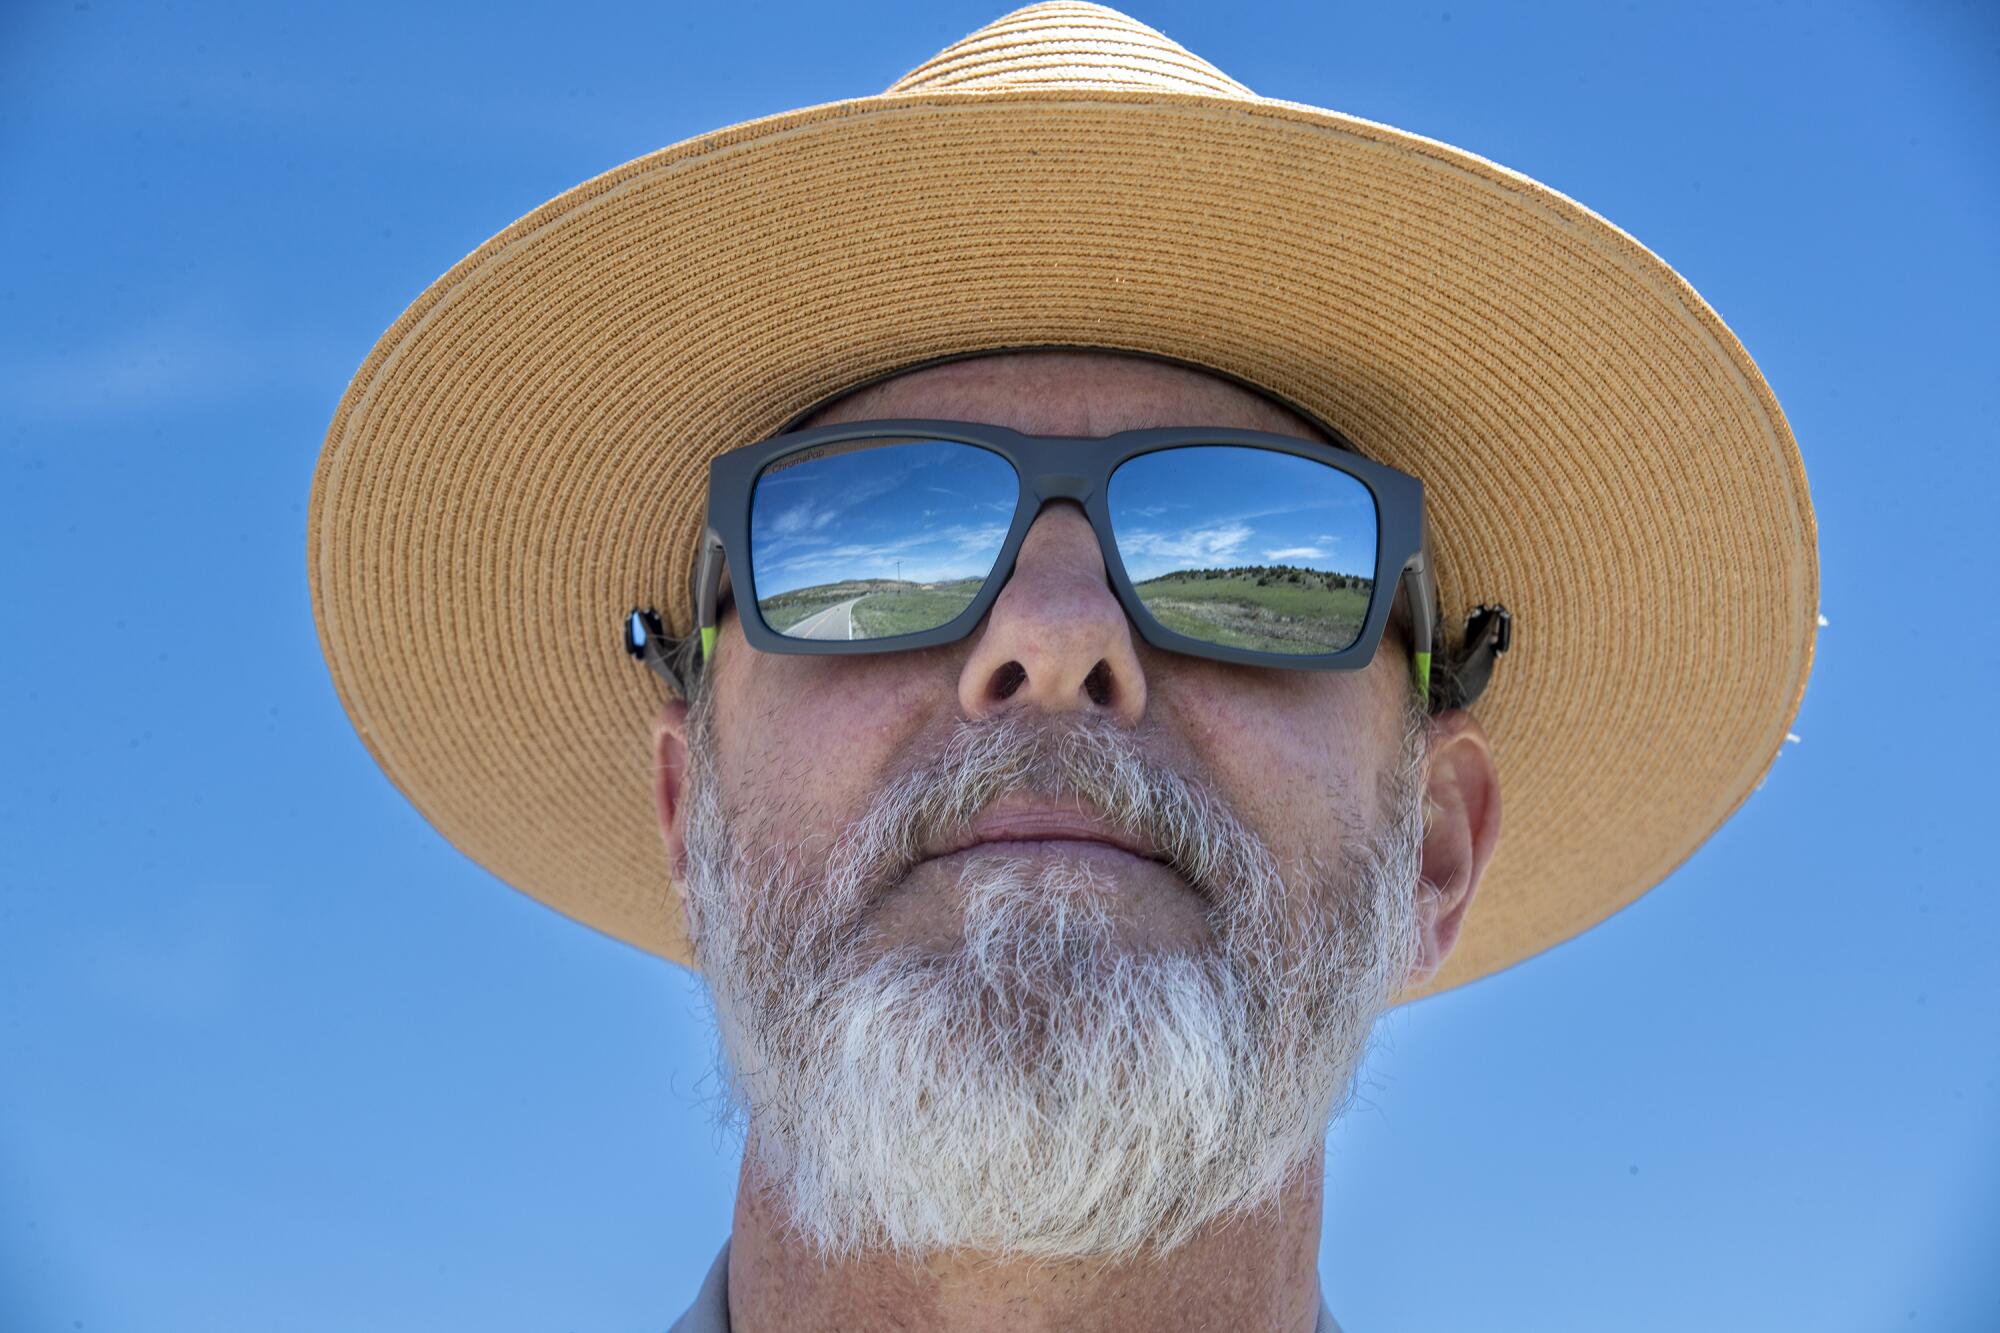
[656,351,1480,1260]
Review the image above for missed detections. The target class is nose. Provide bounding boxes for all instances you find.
[956,501,1148,725]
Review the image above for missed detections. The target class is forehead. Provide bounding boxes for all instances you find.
[797,350,1334,442]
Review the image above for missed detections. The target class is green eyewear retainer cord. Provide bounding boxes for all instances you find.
[1404,549,1437,711]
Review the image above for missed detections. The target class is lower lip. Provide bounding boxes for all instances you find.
[924,836,1200,896]
[896,842,1205,912]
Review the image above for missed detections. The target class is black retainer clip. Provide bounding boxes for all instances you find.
[623,607,687,697]
[1438,603,1512,712]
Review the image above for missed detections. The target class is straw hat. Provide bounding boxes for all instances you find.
[307,1,1817,1001]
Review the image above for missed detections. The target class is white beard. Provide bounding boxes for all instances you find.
[678,702,1425,1261]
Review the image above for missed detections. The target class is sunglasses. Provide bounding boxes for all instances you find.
[627,420,1512,709]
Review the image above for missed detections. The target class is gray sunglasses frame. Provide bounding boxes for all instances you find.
[681,418,1439,699]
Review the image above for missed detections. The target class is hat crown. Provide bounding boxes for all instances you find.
[885,1,1254,99]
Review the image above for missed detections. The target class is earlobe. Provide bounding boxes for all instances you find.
[652,698,692,880]
[1408,709,1502,989]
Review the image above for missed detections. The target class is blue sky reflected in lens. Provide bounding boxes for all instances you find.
[1107,446,1378,582]
[750,440,1017,597]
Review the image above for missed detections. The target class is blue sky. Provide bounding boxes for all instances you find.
[2,2,1996,1331]
[752,440,1017,594]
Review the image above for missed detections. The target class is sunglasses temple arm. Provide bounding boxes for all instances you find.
[1403,549,1437,711]
[695,529,725,665]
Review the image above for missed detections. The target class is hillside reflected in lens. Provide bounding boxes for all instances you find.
[1107,446,1378,654]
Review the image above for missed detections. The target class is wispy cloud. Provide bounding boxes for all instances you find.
[764,522,1007,589]
[1118,522,1252,565]
[763,498,841,538]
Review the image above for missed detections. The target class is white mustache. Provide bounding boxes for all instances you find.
[821,713,1284,913]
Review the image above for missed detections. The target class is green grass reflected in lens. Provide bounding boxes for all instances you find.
[1132,568,1371,654]
[850,578,982,638]
[760,585,863,633]
[761,576,983,641]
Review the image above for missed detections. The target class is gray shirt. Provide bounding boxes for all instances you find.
[669,1238,1345,1332]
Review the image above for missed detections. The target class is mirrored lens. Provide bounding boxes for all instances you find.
[750,438,1018,641]
[1107,446,1379,655]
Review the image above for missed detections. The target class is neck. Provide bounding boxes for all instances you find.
[724,1151,1328,1333]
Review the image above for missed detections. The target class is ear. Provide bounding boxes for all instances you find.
[652,697,692,881]
[1408,708,1502,990]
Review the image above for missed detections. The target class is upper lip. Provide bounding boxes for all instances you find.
[921,797,1164,864]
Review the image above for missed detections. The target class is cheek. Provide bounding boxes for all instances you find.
[711,631,946,856]
[1157,663,1391,857]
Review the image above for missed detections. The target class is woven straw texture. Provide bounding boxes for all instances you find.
[307,2,1817,1002]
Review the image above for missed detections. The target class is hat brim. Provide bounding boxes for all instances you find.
[307,88,1817,1001]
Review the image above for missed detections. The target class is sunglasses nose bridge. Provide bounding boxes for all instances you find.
[1025,470,1094,504]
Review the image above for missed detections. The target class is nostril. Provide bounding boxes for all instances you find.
[989,660,1027,702]
[1083,660,1114,708]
